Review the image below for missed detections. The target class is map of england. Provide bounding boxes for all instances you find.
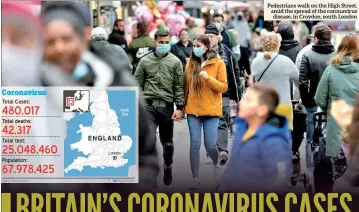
[63,90,137,177]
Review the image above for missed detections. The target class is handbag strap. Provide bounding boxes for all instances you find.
[256,54,279,83]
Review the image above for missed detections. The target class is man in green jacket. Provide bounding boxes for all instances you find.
[134,30,184,186]
[127,22,156,74]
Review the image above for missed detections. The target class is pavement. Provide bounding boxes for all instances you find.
[154,120,313,192]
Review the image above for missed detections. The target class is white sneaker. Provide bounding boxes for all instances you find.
[189,178,201,190]
[213,164,221,182]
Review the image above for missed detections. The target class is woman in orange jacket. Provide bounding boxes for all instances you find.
[184,34,228,189]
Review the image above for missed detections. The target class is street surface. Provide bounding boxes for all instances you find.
[154,120,312,192]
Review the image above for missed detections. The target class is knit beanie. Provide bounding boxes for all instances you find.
[42,2,90,36]
[277,21,294,40]
[205,24,219,35]
[91,27,108,41]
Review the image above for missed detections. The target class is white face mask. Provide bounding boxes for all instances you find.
[218,35,223,42]
[2,43,42,86]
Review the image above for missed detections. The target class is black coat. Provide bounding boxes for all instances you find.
[299,42,336,107]
[171,41,193,70]
[279,40,302,63]
[108,30,128,49]
[218,43,243,102]
[277,20,303,63]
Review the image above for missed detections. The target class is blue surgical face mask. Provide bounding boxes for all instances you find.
[193,47,206,57]
[156,43,170,55]
[72,62,90,80]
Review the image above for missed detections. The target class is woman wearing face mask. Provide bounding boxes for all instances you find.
[183,34,228,189]
[2,1,43,86]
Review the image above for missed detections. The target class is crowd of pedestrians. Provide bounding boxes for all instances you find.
[2,1,359,193]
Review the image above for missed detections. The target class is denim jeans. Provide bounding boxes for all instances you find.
[217,97,230,153]
[305,106,318,170]
[306,106,318,142]
[187,115,219,178]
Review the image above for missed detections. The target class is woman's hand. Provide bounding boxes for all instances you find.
[199,71,209,80]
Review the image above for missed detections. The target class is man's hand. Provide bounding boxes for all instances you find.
[171,110,183,121]
[199,71,209,80]
[246,75,254,87]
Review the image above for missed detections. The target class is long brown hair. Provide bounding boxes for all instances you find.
[188,35,211,97]
[346,93,359,155]
[330,35,359,65]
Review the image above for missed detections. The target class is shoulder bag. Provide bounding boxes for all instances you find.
[255,54,279,84]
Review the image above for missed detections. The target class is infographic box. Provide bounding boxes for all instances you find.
[1,87,139,183]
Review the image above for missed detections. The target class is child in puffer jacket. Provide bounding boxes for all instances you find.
[218,85,292,192]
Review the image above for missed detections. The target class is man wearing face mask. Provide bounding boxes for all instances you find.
[205,24,243,165]
[213,13,240,59]
[3,2,158,204]
[2,1,43,86]
[134,30,184,186]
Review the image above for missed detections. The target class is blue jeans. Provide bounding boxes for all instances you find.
[305,106,318,170]
[187,115,219,178]
[306,106,318,142]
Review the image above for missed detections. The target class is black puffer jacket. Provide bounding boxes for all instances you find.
[299,42,336,107]
[218,43,243,102]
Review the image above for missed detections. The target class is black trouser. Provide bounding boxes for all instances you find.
[146,105,174,167]
[314,156,334,193]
